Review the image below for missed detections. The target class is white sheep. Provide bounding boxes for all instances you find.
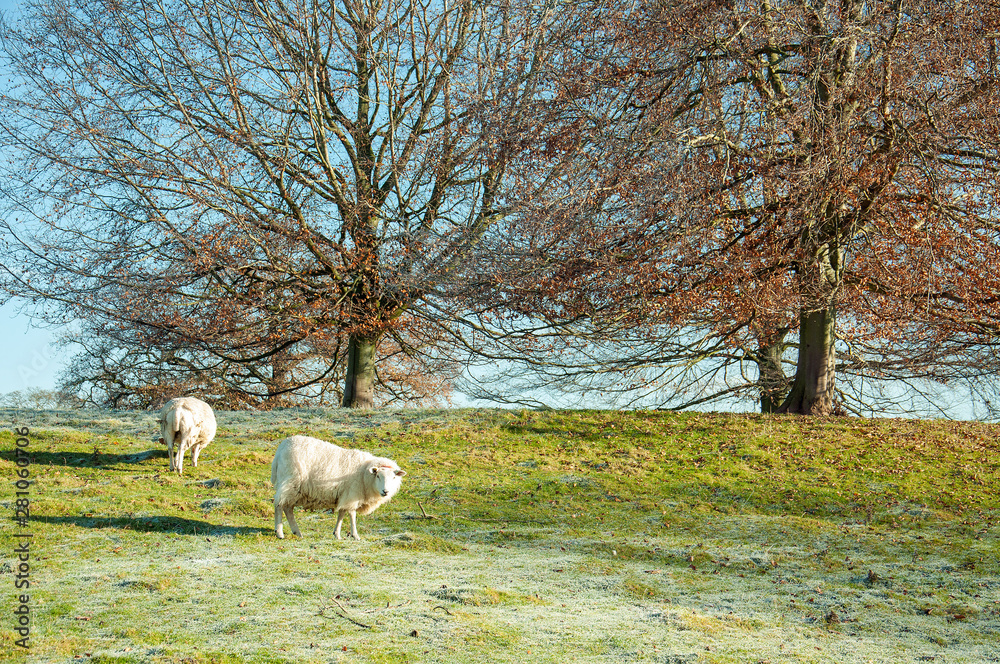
[271,435,406,540]
[157,396,217,475]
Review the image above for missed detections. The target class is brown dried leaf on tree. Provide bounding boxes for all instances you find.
[472,0,1000,415]
[0,0,569,408]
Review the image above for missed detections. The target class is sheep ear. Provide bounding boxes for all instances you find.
[369,466,379,475]
[395,469,407,477]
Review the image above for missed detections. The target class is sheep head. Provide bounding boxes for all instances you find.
[369,464,406,499]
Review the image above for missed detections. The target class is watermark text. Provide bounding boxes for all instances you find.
[12,426,31,649]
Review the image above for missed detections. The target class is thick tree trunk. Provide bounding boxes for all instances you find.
[778,304,837,415]
[342,334,379,409]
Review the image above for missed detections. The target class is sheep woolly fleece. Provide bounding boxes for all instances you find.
[158,396,217,474]
[271,434,406,540]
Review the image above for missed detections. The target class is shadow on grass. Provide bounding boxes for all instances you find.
[6,449,166,469]
[33,515,272,536]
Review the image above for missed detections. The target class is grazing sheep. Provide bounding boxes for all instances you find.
[271,435,406,540]
[157,397,217,475]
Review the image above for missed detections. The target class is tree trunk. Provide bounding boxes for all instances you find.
[342,334,379,409]
[756,330,790,414]
[264,353,292,409]
[778,304,837,415]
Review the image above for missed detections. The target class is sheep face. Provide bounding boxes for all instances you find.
[370,465,406,498]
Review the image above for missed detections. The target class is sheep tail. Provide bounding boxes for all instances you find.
[163,408,182,448]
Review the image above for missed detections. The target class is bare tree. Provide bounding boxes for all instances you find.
[0,387,79,410]
[469,0,1000,415]
[0,0,565,407]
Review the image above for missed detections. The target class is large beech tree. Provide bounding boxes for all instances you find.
[0,0,560,407]
[478,0,1000,415]
[668,0,1000,415]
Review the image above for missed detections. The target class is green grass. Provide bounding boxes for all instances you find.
[1,408,999,663]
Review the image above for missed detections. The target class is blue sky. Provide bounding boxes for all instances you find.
[0,0,62,394]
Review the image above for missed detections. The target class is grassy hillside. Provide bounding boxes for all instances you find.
[1,408,998,663]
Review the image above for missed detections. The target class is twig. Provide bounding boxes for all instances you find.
[318,600,373,629]
[368,600,412,614]
[433,605,455,616]
[417,501,439,520]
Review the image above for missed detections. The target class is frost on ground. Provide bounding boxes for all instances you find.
[11,521,999,664]
[0,408,997,663]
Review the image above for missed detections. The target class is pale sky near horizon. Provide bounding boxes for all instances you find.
[0,301,65,394]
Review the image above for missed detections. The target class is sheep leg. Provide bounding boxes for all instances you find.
[348,511,360,540]
[274,504,285,538]
[336,510,360,540]
[283,506,301,537]
[175,444,185,475]
[334,510,347,540]
[191,445,201,467]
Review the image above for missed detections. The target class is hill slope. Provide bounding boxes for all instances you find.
[1,408,998,663]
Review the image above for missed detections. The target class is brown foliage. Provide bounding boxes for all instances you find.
[0,0,562,407]
[479,0,1000,414]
